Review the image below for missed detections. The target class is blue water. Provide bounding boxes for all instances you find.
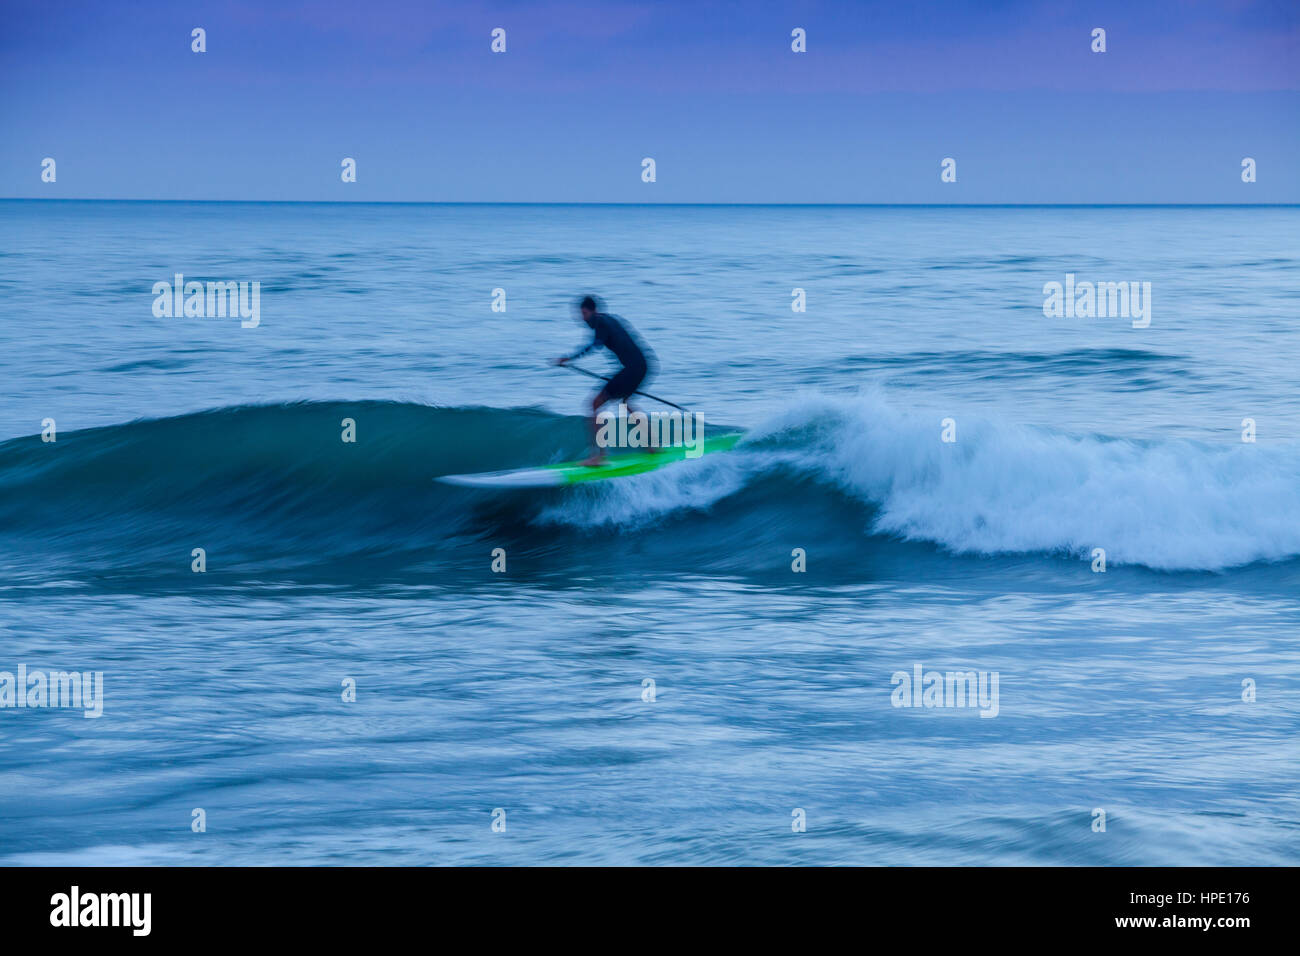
[1,201,1297,864]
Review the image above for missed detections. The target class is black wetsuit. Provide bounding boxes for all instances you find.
[567,312,651,400]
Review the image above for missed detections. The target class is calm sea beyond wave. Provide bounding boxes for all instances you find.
[0,200,1297,865]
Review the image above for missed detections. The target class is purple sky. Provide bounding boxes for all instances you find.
[2,0,1297,201]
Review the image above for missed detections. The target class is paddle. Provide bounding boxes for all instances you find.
[558,363,692,413]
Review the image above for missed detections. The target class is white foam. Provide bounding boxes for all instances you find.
[537,450,751,530]
[543,392,1300,571]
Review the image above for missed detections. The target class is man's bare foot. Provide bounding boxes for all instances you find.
[581,453,606,467]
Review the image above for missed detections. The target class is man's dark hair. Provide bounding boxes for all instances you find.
[579,295,600,312]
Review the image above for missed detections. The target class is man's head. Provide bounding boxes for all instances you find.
[578,295,601,321]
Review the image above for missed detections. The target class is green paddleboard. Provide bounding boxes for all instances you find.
[437,431,745,488]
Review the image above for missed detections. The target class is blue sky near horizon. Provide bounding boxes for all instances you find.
[1,0,1297,202]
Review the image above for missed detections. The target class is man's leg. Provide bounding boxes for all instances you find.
[582,387,611,465]
[590,364,645,459]
[623,401,660,453]
[620,360,653,452]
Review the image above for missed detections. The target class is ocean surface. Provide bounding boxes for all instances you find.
[0,200,1297,865]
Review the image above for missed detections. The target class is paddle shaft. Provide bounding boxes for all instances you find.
[560,363,692,413]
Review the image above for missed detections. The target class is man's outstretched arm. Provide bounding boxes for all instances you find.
[555,338,597,364]
[555,320,607,364]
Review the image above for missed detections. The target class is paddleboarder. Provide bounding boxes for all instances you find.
[553,295,656,465]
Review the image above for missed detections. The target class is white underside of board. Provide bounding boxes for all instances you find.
[436,467,568,488]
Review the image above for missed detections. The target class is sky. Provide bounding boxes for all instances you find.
[1,0,1297,202]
